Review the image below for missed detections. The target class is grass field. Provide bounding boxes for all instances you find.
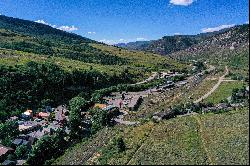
[189,79,219,101]
[54,107,249,165]
[204,81,245,104]
[124,108,249,165]
[91,43,188,71]
[127,117,209,165]
[53,127,116,165]
[197,107,249,165]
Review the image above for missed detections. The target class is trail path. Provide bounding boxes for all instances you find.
[194,116,214,165]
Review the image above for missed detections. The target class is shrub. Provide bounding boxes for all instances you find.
[117,137,126,152]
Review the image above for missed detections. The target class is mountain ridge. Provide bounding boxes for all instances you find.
[116,24,249,57]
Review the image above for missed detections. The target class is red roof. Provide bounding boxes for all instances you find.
[38,112,50,118]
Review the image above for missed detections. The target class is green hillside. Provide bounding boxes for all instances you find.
[54,107,249,165]
[0,15,187,121]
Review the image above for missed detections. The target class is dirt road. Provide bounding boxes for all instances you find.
[131,72,158,85]
[194,66,229,103]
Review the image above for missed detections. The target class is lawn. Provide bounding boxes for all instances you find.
[204,81,245,104]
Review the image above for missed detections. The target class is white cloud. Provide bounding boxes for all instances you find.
[202,24,235,33]
[174,32,181,35]
[58,25,78,31]
[87,31,96,34]
[35,19,78,32]
[99,39,115,45]
[136,37,147,41]
[99,37,147,45]
[170,0,195,6]
[35,19,49,25]
[245,21,249,24]
[119,39,127,42]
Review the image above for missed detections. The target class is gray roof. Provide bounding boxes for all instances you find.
[2,160,15,165]
[22,140,29,146]
[16,160,26,165]
[12,139,23,146]
[55,110,65,121]
[27,130,44,139]
[103,105,118,111]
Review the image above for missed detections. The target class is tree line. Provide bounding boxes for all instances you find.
[0,61,137,121]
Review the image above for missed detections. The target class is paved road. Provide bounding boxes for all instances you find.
[194,66,229,103]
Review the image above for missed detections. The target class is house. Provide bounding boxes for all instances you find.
[11,138,29,148]
[55,109,66,124]
[93,104,107,110]
[55,105,69,124]
[9,116,18,121]
[14,135,34,147]
[27,123,60,141]
[37,112,50,120]
[0,145,14,162]
[12,139,23,147]
[18,121,41,132]
[16,160,26,165]
[231,103,244,108]
[21,110,33,120]
[27,130,45,140]
[103,105,118,112]
[2,160,16,165]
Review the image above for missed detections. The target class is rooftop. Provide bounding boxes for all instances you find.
[0,145,13,157]
[93,104,107,110]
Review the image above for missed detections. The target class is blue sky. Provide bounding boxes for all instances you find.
[0,0,249,44]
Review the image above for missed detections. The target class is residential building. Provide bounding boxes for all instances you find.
[21,110,33,119]
[0,145,14,162]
